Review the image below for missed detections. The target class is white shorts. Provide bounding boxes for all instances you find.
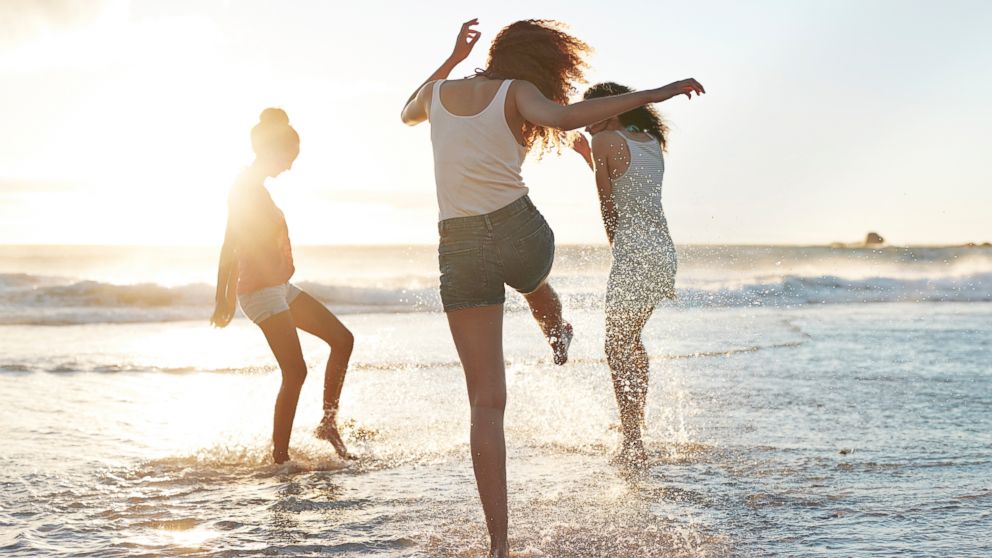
[238,283,302,324]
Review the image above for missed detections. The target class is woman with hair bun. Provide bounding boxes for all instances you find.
[211,108,354,464]
[401,18,704,556]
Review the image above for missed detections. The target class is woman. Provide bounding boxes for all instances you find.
[211,108,354,464]
[401,19,704,557]
[572,82,683,468]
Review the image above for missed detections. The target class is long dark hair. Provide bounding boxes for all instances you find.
[583,82,668,150]
[476,19,590,155]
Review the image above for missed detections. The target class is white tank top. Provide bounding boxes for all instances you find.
[429,79,529,221]
[611,133,672,247]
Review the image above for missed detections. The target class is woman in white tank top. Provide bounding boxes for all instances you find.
[573,82,688,468]
[401,19,705,557]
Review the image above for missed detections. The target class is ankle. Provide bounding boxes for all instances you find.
[321,406,338,423]
[489,537,509,553]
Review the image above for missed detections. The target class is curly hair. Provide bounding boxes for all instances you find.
[584,82,668,150]
[476,20,590,155]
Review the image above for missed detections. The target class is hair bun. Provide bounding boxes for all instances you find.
[259,107,290,127]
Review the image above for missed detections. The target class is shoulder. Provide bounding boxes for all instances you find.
[508,79,544,101]
[420,78,453,110]
[228,172,266,209]
[421,79,442,98]
[590,131,624,153]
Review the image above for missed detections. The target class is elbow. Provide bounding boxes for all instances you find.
[400,106,424,126]
[556,112,583,132]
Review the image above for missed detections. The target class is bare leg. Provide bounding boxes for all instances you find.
[289,293,354,458]
[605,305,654,466]
[258,311,308,464]
[447,304,509,558]
[630,338,649,429]
[522,281,572,365]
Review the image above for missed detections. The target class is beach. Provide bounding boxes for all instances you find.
[1,244,990,556]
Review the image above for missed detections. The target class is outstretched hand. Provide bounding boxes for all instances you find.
[653,78,706,102]
[450,18,481,63]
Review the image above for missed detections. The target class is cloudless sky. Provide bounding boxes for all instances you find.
[1,0,990,245]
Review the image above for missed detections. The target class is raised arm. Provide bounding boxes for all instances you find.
[514,78,705,132]
[401,18,482,125]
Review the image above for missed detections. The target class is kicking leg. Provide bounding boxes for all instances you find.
[522,281,572,365]
[289,292,354,458]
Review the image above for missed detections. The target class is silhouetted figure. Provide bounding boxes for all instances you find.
[211,108,354,464]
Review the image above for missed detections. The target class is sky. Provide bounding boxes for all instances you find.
[0,0,990,246]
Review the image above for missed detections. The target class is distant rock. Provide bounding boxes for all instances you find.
[864,232,885,246]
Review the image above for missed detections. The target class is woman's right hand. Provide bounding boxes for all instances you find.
[210,298,235,328]
[652,79,706,102]
[570,133,594,169]
[449,18,481,63]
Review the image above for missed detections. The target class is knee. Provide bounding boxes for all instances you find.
[470,387,507,412]
[605,337,629,369]
[332,329,354,357]
[282,366,308,390]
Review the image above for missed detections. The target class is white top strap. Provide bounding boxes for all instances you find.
[429,80,445,113]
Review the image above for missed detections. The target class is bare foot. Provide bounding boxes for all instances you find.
[489,541,509,558]
[314,419,353,460]
[272,449,290,464]
[550,322,573,366]
[611,438,649,470]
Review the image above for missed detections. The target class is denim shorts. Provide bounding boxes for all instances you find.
[238,283,302,324]
[438,195,555,312]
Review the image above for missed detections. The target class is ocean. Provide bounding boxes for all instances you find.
[1,244,990,556]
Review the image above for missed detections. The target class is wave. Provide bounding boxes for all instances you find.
[1,271,989,325]
[674,272,992,308]
[0,275,442,325]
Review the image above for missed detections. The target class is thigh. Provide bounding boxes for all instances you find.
[502,213,555,294]
[438,238,505,312]
[257,310,307,376]
[605,303,655,346]
[446,305,505,405]
[239,284,292,325]
[289,292,352,346]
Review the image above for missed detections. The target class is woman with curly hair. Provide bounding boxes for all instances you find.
[572,82,684,468]
[211,108,354,464]
[401,19,704,556]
